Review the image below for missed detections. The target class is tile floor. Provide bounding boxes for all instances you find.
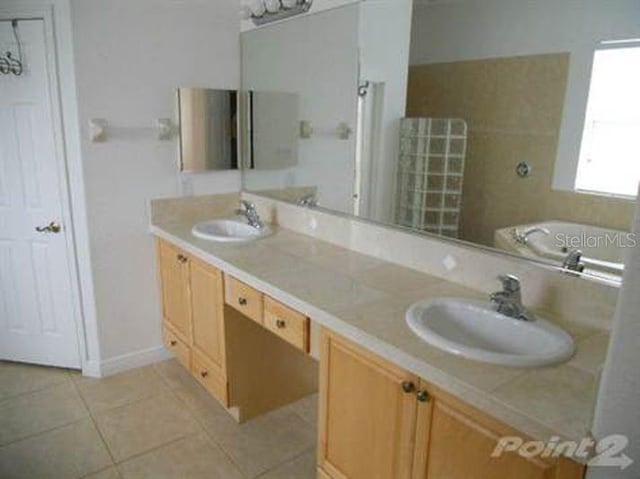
[0,359,318,479]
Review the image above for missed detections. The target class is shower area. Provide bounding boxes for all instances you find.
[394,117,468,238]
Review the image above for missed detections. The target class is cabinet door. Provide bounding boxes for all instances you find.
[158,240,191,343]
[190,257,226,373]
[318,331,418,479]
[412,382,585,479]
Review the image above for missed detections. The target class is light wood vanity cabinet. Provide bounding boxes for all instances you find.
[318,331,419,479]
[158,239,229,405]
[158,240,192,343]
[318,331,585,479]
[156,239,317,421]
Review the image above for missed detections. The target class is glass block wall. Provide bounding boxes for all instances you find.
[395,118,468,237]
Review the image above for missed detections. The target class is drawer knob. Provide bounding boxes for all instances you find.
[200,371,208,378]
[416,390,430,402]
[177,254,188,263]
[401,381,415,393]
[276,319,286,329]
[238,297,248,306]
[169,340,177,346]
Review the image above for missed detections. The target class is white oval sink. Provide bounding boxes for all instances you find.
[192,219,272,243]
[406,298,574,367]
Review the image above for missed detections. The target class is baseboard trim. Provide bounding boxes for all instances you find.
[86,345,173,378]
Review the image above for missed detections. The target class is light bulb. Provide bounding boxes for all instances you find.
[264,0,281,13]
[249,0,266,17]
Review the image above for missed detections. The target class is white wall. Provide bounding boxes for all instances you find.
[358,0,412,223]
[590,192,640,478]
[410,0,640,193]
[70,0,241,370]
[241,4,360,213]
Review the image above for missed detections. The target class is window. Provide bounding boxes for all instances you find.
[575,44,640,197]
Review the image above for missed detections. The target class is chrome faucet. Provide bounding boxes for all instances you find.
[490,274,536,322]
[236,200,264,230]
[513,226,551,245]
[562,250,585,273]
[298,193,318,208]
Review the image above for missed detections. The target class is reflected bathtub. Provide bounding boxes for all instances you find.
[495,221,630,280]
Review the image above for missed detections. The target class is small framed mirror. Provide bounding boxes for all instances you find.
[177,88,239,172]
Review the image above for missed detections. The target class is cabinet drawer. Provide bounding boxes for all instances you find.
[163,323,191,370]
[191,349,228,406]
[224,275,263,324]
[264,296,309,352]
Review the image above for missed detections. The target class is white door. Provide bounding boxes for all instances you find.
[0,19,81,368]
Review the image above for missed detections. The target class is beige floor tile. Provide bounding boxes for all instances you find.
[75,365,168,413]
[82,467,122,479]
[287,394,318,427]
[0,361,72,400]
[201,404,316,478]
[118,433,244,479]
[0,418,112,479]
[94,392,200,462]
[0,381,89,445]
[153,359,196,390]
[258,450,316,479]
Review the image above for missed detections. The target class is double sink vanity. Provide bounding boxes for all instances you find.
[149,193,610,479]
[151,195,608,479]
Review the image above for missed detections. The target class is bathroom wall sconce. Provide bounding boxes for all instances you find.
[242,0,313,26]
[88,118,176,143]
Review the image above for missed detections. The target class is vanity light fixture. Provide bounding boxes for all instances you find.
[242,0,313,26]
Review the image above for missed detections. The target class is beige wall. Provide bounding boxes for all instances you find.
[406,53,636,247]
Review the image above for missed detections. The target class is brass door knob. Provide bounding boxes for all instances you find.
[276,319,286,329]
[238,297,247,306]
[35,221,61,233]
[401,381,415,393]
[416,390,430,402]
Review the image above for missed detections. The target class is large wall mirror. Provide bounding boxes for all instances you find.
[240,0,640,284]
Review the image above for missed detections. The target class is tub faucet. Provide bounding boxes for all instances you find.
[563,250,585,273]
[513,226,551,245]
[490,274,536,322]
[236,200,264,230]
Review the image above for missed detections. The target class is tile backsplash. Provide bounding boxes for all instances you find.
[243,192,619,331]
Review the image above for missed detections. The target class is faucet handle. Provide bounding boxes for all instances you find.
[497,274,520,293]
[239,200,254,211]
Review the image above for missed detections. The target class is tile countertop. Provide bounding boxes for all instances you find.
[150,219,609,457]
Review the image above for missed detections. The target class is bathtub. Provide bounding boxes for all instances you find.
[495,221,630,280]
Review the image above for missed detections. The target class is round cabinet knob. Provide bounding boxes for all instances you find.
[200,371,208,378]
[416,390,430,402]
[169,340,177,346]
[401,381,416,393]
[238,297,247,306]
[177,254,188,263]
[276,319,286,329]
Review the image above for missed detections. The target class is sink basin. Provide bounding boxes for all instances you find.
[192,219,272,243]
[406,298,574,367]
